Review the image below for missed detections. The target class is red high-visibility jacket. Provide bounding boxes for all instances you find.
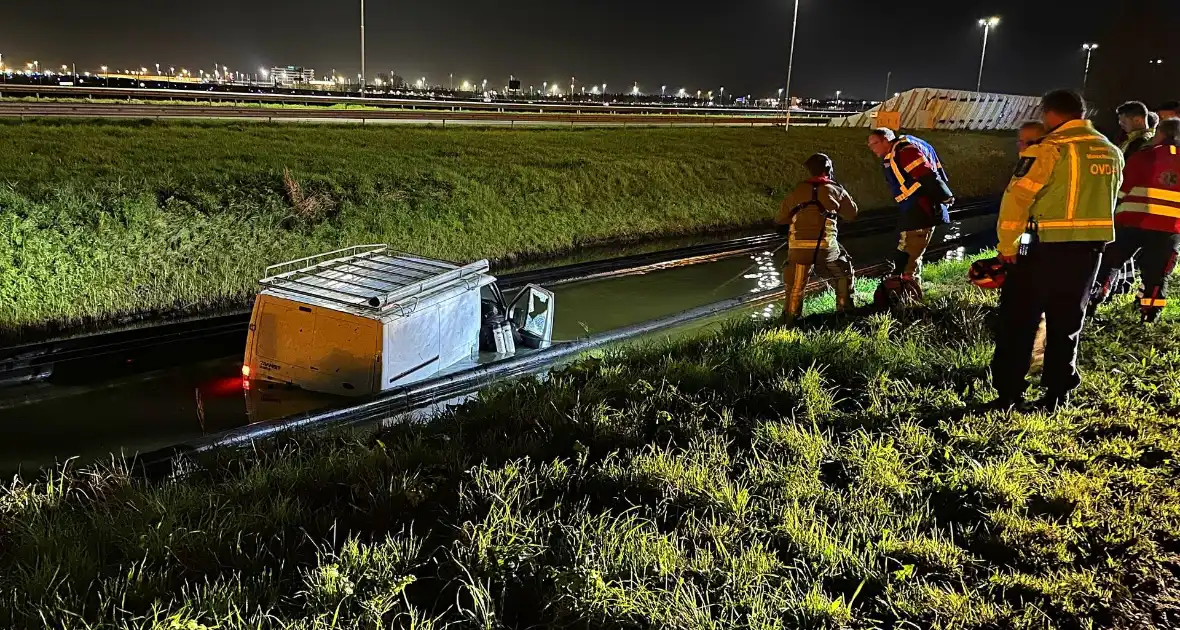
[1117,143,1180,233]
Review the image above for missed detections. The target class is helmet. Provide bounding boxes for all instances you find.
[968,257,1008,290]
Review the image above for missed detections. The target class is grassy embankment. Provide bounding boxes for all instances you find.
[3,259,1179,629]
[0,121,1011,339]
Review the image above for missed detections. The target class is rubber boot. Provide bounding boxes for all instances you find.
[1141,305,1164,323]
[780,263,810,327]
[834,277,853,314]
[1140,287,1166,323]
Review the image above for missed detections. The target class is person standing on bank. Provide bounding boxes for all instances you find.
[866,128,954,279]
[1091,118,1180,322]
[1015,120,1049,370]
[775,153,859,327]
[1158,101,1180,122]
[1117,101,1156,157]
[991,89,1123,411]
[1018,121,1047,153]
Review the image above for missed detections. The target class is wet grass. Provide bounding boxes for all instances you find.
[3,258,1179,629]
[0,120,1011,340]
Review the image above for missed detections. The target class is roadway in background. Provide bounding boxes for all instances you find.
[0,101,815,126]
[0,84,850,126]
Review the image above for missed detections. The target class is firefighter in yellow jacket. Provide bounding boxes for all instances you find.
[775,153,859,327]
[990,90,1122,411]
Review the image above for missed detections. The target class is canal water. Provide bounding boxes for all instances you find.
[0,214,997,474]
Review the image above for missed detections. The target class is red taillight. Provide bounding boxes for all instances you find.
[241,365,251,378]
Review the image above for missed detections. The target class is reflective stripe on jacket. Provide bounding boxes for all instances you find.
[881,135,951,230]
[996,119,1123,257]
[1116,143,1180,233]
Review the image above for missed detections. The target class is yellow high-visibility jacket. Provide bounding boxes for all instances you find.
[1120,127,1156,156]
[996,119,1123,257]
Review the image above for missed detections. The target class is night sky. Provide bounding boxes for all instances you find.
[3,0,1176,105]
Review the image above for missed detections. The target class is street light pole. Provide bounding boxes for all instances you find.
[359,0,366,95]
[1081,43,1098,94]
[783,0,800,131]
[976,16,1000,93]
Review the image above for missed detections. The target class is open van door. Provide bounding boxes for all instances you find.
[507,285,555,349]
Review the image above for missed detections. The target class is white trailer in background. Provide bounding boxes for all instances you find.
[829,88,1044,131]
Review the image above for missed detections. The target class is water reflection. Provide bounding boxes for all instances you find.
[940,221,966,262]
[741,250,783,320]
[739,215,987,321]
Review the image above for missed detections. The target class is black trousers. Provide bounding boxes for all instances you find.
[991,242,1105,399]
[1093,226,1180,306]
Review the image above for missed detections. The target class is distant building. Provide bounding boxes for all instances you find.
[269,66,315,87]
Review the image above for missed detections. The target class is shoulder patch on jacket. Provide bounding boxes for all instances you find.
[1013,156,1036,178]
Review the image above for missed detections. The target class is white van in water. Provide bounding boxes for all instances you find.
[242,245,554,397]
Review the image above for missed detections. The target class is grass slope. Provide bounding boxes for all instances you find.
[2,259,1179,629]
[0,121,1011,337]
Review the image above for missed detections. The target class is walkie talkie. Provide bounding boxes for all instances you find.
[1018,217,1040,257]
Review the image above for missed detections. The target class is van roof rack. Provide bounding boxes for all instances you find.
[259,245,490,316]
